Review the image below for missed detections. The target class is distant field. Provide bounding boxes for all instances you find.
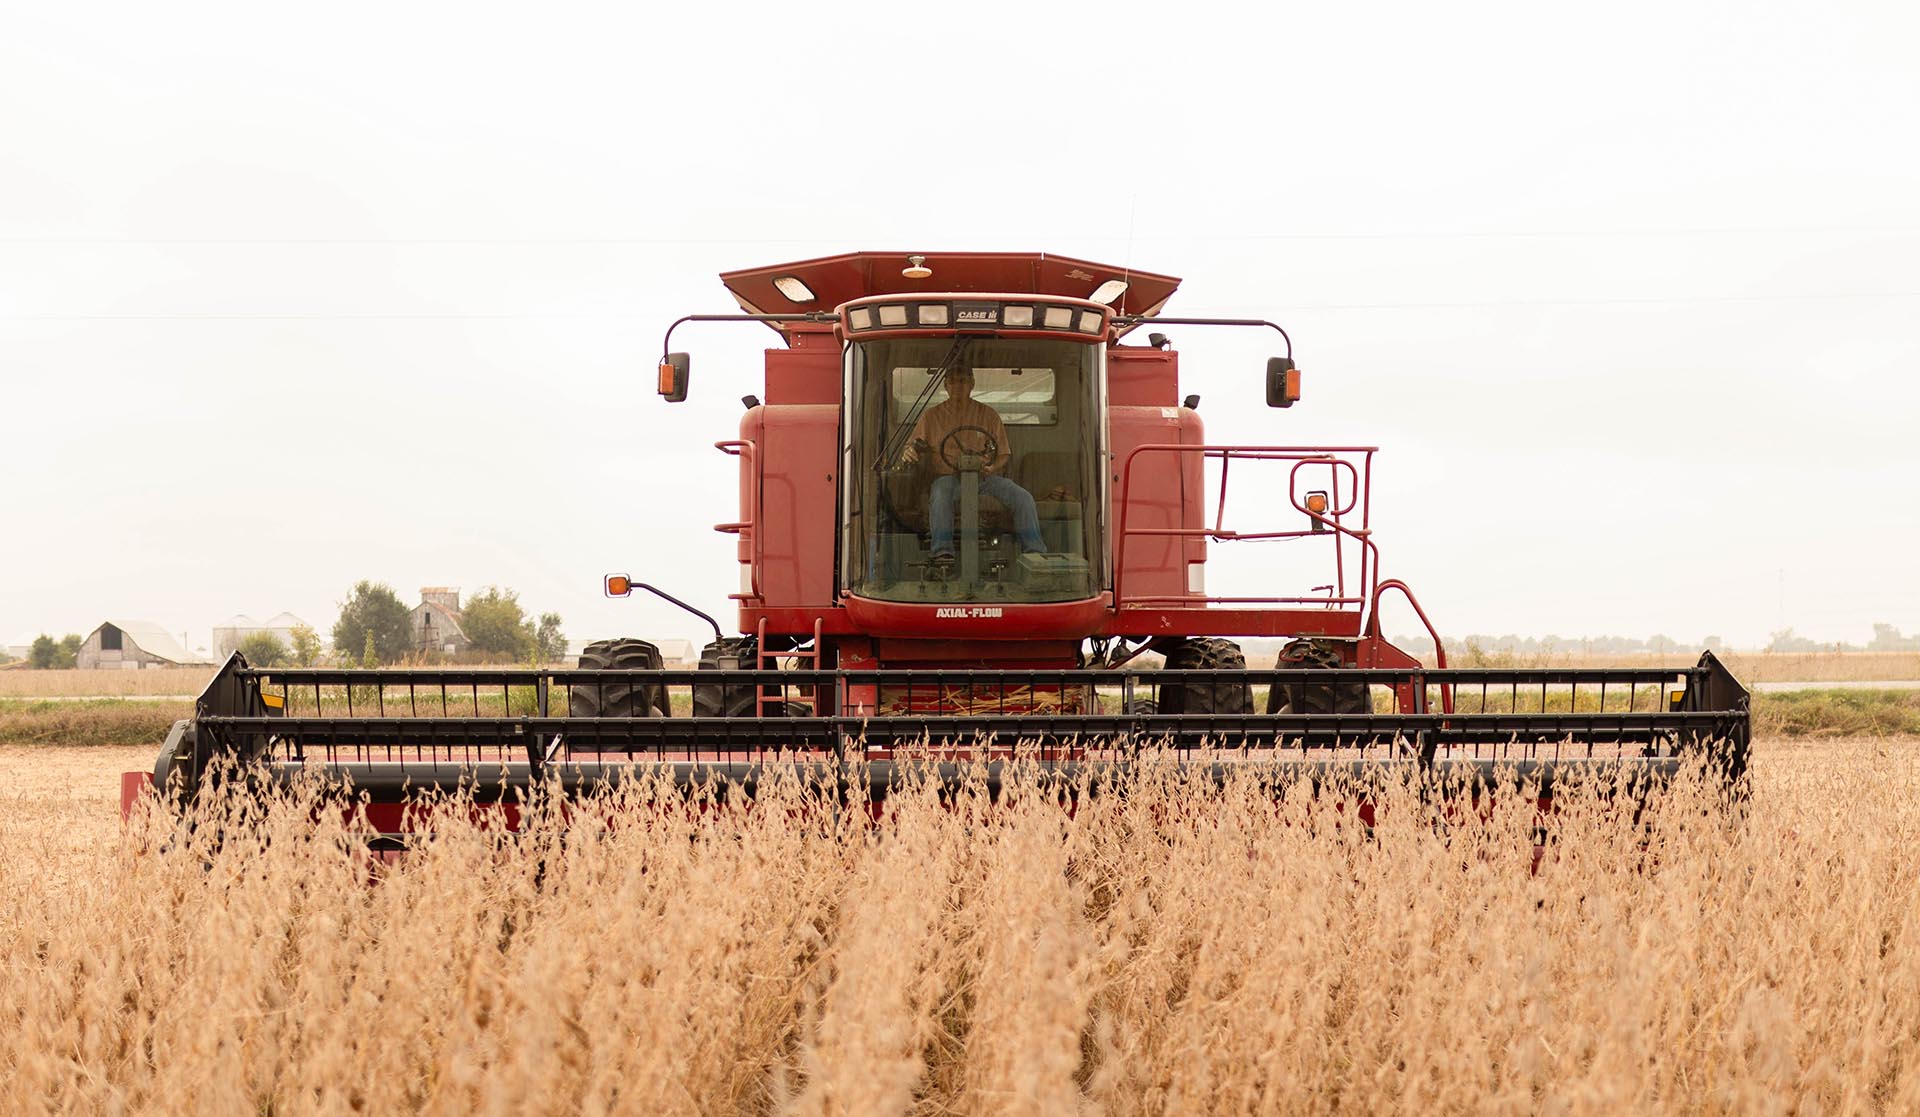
[0,665,214,697]
[1388,649,1920,682]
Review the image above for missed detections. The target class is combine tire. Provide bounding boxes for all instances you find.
[693,638,812,717]
[569,638,670,717]
[1157,638,1254,715]
[693,637,761,719]
[1267,639,1371,715]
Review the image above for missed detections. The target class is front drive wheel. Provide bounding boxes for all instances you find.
[1157,638,1254,715]
[569,638,670,717]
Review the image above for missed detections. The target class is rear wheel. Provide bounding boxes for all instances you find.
[1267,638,1371,714]
[693,637,759,719]
[569,638,670,717]
[1157,638,1254,715]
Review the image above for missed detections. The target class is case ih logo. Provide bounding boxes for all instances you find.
[954,304,998,324]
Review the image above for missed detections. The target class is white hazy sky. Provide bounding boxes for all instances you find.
[3,1,1916,654]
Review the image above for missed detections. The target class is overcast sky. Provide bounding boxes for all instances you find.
[3,1,1916,654]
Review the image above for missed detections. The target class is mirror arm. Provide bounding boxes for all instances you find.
[1109,315,1292,359]
[630,583,725,643]
[660,311,839,361]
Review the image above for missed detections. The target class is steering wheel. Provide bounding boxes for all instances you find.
[938,425,1000,472]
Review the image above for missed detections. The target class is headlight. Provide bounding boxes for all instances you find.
[878,304,909,327]
[847,307,873,330]
[1002,305,1034,327]
[1042,306,1074,330]
[917,303,949,325]
[1077,310,1103,334]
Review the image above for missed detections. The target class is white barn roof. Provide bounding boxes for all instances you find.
[98,621,200,665]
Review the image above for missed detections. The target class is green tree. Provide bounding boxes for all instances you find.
[289,623,324,667]
[332,581,413,663]
[29,634,57,669]
[461,586,535,660]
[236,631,290,667]
[534,612,567,663]
[29,634,82,669]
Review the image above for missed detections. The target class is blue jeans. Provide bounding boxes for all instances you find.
[930,474,1046,555]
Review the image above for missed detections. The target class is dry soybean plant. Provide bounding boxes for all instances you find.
[3,741,1919,1114]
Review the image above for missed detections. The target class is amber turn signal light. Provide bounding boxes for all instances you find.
[604,574,633,598]
[1305,491,1330,515]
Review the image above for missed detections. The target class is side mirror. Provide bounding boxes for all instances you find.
[1265,357,1301,408]
[657,352,691,403]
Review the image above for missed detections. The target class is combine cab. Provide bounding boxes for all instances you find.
[124,251,1751,832]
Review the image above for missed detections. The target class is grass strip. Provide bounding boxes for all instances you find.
[0,700,191,746]
[1753,687,1920,737]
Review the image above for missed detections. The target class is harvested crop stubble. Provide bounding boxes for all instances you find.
[4,739,1920,1114]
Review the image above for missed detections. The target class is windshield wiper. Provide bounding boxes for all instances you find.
[874,336,967,473]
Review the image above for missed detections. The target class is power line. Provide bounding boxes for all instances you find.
[4,289,1917,322]
[2,226,1918,247]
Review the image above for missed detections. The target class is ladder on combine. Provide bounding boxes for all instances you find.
[756,616,825,717]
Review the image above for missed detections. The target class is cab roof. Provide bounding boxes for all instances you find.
[718,251,1181,341]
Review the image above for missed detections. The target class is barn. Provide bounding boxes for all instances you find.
[411,588,472,656]
[75,621,210,669]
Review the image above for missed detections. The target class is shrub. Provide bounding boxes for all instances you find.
[235,631,290,668]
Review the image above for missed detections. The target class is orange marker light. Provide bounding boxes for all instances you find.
[1305,491,1330,515]
[1284,367,1302,403]
[657,361,675,396]
[604,574,632,597]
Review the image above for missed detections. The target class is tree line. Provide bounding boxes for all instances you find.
[5,582,568,669]
[319,581,566,667]
[232,581,567,667]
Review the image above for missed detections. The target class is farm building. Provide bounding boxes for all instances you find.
[212,612,311,659]
[412,587,471,655]
[75,621,211,669]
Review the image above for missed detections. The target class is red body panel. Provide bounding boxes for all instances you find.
[843,593,1112,640]
[740,403,838,608]
[1107,402,1200,604]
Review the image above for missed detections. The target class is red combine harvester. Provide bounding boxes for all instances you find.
[125,251,1750,836]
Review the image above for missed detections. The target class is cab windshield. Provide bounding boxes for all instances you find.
[842,336,1101,603]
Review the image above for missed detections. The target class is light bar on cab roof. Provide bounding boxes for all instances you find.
[839,298,1110,337]
[771,275,815,303]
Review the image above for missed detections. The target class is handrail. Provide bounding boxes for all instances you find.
[716,439,761,602]
[1369,577,1453,713]
[1114,444,1379,611]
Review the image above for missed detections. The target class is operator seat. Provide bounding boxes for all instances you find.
[1014,450,1085,555]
